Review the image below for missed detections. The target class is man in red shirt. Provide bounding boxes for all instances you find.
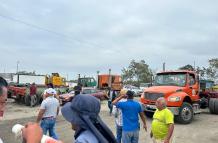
[30,82,37,107]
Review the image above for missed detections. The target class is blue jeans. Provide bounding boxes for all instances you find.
[40,118,58,140]
[116,125,122,143]
[122,130,139,143]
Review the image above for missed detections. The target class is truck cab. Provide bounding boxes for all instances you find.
[140,70,201,124]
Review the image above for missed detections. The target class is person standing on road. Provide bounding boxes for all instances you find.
[61,94,117,143]
[112,89,127,143]
[36,88,60,140]
[150,97,174,143]
[30,82,37,107]
[108,88,118,115]
[112,90,147,143]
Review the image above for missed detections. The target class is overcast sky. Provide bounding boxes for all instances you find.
[0,0,217,79]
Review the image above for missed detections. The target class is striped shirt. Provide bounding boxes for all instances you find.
[112,99,126,126]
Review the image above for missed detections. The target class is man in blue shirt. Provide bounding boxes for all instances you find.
[112,90,147,143]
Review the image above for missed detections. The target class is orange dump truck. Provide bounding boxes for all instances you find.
[140,70,201,124]
[98,74,122,91]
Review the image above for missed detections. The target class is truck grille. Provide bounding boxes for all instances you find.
[144,92,164,101]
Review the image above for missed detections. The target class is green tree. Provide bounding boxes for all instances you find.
[207,58,218,79]
[121,60,153,86]
[178,64,194,71]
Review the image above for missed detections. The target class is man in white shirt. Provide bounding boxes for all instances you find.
[112,89,127,143]
[36,88,60,140]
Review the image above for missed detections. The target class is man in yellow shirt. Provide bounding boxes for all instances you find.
[150,97,174,143]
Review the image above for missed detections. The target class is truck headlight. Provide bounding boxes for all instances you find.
[168,96,181,102]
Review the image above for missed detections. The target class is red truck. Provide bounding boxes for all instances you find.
[141,70,201,124]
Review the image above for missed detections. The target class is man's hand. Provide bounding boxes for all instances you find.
[164,139,170,143]
[22,122,42,143]
[120,94,127,98]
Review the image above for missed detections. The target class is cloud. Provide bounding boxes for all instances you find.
[0,0,217,78]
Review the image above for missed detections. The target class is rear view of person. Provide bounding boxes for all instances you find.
[61,94,117,143]
[108,88,118,115]
[113,90,147,143]
[30,82,37,107]
[36,88,60,140]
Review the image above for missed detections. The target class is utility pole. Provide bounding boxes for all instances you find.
[16,61,19,74]
[194,61,196,71]
[163,62,166,71]
[108,69,112,88]
[97,71,100,88]
[16,61,20,84]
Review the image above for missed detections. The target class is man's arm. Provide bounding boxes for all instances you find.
[139,112,147,131]
[112,94,125,105]
[36,109,45,123]
[164,124,174,143]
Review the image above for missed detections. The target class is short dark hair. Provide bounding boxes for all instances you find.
[74,85,82,95]
[0,77,8,95]
[47,83,54,88]
[126,90,134,99]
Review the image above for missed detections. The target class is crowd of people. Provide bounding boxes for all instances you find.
[0,77,174,143]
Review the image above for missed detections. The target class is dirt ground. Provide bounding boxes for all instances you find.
[0,98,218,143]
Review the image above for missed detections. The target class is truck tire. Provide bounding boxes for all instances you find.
[209,98,218,114]
[15,95,21,103]
[175,102,193,124]
[25,95,31,106]
[215,99,218,114]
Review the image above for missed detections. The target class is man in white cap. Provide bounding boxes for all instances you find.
[36,88,60,140]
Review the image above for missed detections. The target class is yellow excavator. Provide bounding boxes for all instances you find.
[45,73,66,87]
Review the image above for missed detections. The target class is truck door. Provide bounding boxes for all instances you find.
[187,73,199,101]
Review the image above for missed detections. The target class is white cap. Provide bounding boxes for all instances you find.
[44,88,57,95]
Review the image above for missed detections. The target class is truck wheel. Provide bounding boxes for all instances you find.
[209,98,215,114]
[15,95,21,103]
[25,95,31,106]
[31,95,38,106]
[176,102,193,124]
[209,98,218,114]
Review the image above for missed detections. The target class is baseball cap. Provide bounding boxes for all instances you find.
[126,90,134,97]
[44,88,57,95]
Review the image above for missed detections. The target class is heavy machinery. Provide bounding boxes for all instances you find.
[45,73,66,87]
[141,70,201,124]
[78,74,122,91]
[8,73,68,106]
[140,70,218,124]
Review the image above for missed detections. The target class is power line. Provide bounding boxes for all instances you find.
[0,13,105,49]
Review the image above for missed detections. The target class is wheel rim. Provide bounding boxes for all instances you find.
[181,107,192,121]
[33,96,37,104]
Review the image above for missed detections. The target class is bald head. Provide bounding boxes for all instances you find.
[156,97,167,110]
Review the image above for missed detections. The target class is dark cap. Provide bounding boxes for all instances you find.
[74,85,82,91]
[126,90,134,97]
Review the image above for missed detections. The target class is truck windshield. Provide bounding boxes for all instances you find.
[154,73,186,87]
